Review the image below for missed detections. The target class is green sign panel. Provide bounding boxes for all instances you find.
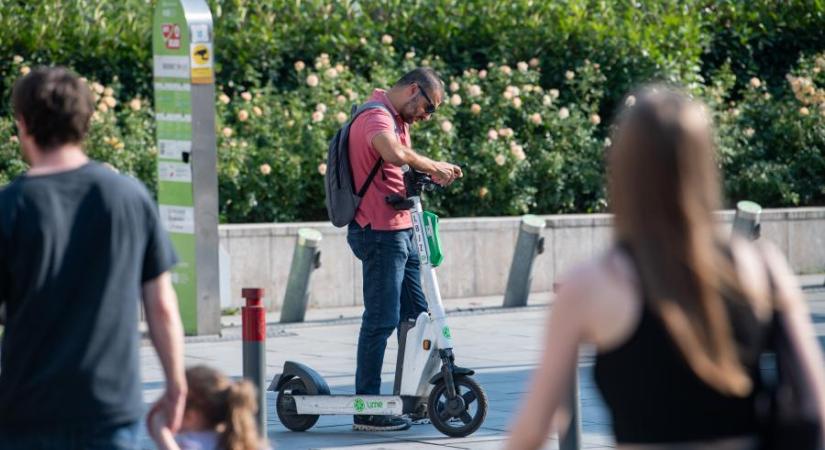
[153,0,216,334]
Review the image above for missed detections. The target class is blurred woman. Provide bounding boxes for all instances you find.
[506,86,825,450]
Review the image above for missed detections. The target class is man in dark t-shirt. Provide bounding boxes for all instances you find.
[0,67,186,449]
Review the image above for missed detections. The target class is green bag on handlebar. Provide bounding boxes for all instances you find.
[423,211,443,267]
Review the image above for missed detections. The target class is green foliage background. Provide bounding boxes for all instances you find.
[0,0,823,222]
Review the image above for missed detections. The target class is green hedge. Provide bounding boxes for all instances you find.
[1,1,823,222]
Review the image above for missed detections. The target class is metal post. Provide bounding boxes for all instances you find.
[560,368,582,450]
[280,228,322,323]
[242,288,266,439]
[503,215,546,307]
[732,200,762,241]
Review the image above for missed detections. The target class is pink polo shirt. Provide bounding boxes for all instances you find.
[348,89,412,231]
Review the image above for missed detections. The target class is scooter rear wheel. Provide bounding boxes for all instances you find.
[428,375,488,437]
[276,377,320,432]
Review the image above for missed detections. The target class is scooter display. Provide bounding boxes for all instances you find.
[270,166,488,437]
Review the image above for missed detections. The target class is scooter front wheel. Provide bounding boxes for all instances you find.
[427,375,488,437]
[276,377,320,432]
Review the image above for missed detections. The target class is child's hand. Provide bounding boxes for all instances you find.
[146,402,169,440]
[147,400,182,450]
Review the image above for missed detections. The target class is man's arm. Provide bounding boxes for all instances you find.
[372,132,462,184]
[143,272,186,433]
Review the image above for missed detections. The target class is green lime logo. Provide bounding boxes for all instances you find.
[354,398,365,413]
[442,326,452,339]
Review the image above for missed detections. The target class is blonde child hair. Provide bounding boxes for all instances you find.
[184,365,263,450]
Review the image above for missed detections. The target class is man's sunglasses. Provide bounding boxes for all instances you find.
[416,83,437,114]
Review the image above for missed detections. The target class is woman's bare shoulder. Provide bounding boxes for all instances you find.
[554,247,642,348]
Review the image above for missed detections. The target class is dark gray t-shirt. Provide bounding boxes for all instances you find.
[0,161,178,428]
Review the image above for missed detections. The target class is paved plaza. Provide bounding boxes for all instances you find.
[138,285,825,450]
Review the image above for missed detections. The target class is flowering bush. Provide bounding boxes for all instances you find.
[714,54,825,207]
[1,1,823,221]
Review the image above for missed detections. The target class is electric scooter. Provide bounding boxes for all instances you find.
[270,166,488,437]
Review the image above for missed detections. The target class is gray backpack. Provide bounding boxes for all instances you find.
[324,101,398,227]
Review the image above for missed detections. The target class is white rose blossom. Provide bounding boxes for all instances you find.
[450,94,462,107]
[558,107,570,119]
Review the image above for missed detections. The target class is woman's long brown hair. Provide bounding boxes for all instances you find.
[185,365,264,450]
[608,86,753,396]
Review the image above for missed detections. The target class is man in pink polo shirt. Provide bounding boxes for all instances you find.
[347,68,462,431]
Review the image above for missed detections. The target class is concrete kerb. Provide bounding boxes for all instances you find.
[141,272,824,345]
[141,293,553,345]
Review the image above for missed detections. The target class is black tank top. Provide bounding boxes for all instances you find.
[593,247,768,444]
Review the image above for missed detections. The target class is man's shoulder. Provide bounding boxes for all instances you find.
[87,162,154,203]
[0,176,23,200]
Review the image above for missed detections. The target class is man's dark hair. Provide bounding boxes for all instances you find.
[12,66,95,150]
[394,67,444,98]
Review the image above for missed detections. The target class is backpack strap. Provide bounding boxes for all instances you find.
[349,101,399,196]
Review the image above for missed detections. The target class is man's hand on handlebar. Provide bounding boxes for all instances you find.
[431,161,463,186]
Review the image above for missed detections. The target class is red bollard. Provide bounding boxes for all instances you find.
[242,288,266,440]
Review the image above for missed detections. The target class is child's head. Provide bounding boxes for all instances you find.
[184,365,263,450]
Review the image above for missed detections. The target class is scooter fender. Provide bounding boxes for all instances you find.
[429,366,475,385]
[267,361,331,395]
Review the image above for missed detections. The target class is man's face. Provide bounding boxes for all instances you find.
[399,84,442,124]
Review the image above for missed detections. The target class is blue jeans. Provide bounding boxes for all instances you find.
[0,421,140,450]
[348,222,428,395]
